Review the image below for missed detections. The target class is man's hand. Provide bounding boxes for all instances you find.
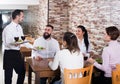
[32,47,37,51]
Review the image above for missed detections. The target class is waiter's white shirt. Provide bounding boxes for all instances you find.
[2,21,33,50]
[32,36,60,58]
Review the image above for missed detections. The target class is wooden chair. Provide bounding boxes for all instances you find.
[116,64,120,70]
[112,64,120,84]
[26,36,35,44]
[64,65,93,84]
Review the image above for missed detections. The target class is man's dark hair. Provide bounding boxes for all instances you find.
[12,9,23,20]
[46,24,54,30]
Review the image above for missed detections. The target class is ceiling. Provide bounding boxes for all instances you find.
[0,0,39,10]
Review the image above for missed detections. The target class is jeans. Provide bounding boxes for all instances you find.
[40,78,48,84]
[53,79,62,84]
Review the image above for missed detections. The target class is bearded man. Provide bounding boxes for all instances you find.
[31,24,60,84]
[32,24,60,59]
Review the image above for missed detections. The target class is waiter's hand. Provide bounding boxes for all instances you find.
[14,43,20,46]
[34,56,43,61]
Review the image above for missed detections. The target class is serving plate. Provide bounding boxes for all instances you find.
[11,40,29,45]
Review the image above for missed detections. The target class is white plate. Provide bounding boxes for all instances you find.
[11,40,29,45]
[32,46,46,51]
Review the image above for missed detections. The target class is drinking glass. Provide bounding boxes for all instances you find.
[14,37,19,42]
[21,36,25,41]
[84,53,90,61]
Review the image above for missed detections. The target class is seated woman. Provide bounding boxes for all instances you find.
[48,32,84,84]
[87,26,120,84]
[75,25,91,58]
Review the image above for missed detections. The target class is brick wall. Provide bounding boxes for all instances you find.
[48,0,69,39]
[22,0,48,38]
[68,0,120,55]
[23,0,120,55]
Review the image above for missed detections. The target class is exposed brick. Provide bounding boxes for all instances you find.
[22,0,120,56]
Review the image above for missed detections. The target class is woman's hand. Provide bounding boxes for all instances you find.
[87,58,96,64]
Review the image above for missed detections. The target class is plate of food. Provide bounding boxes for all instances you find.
[37,46,46,50]
[11,40,29,45]
[95,58,102,64]
[33,46,46,51]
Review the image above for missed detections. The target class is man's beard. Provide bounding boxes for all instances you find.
[43,32,51,39]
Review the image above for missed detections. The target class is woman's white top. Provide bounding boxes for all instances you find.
[77,38,91,54]
[49,49,84,83]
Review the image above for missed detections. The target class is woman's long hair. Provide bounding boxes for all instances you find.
[77,25,89,52]
[63,32,80,53]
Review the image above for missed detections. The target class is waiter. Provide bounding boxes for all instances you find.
[2,9,30,84]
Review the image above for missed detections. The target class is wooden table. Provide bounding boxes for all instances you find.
[26,58,59,84]
[20,47,32,71]
[20,47,32,57]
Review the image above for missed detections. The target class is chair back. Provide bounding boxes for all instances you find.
[116,64,120,70]
[64,65,93,84]
[26,36,35,44]
[112,64,120,84]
